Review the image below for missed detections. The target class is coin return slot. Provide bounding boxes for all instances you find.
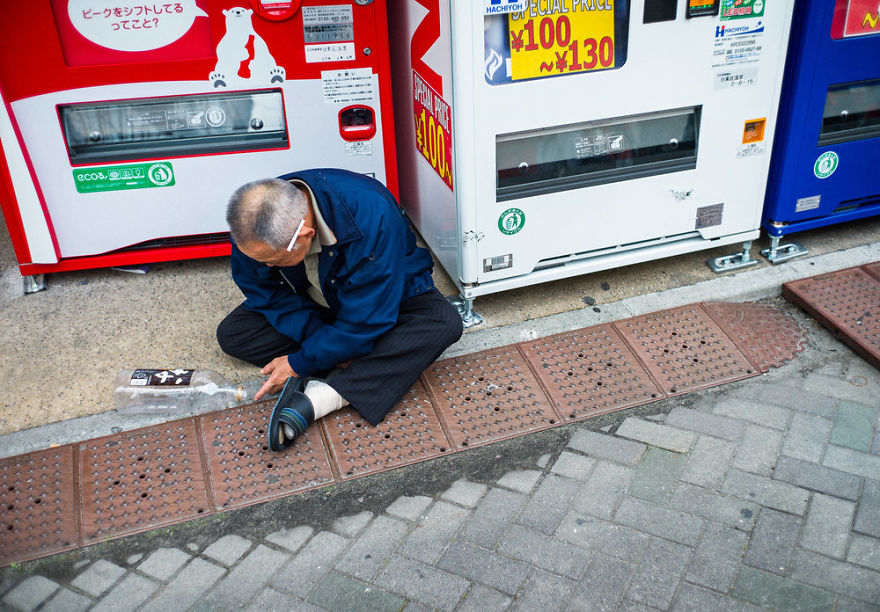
[338,106,376,141]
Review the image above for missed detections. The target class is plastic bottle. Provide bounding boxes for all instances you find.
[113,369,263,415]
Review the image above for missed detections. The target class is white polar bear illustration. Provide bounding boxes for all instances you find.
[210,7,286,88]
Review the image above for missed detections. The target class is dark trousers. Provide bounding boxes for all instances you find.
[216,289,463,425]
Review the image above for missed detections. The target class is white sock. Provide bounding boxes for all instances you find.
[304,379,349,420]
[281,380,349,440]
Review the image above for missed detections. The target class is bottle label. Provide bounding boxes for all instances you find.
[130,369,194,386]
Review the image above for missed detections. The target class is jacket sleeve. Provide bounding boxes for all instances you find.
[230,245,329,344]
[287,211,405,377]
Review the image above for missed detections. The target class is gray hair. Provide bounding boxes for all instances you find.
[226,178,309,248]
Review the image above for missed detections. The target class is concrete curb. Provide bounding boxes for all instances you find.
[445,242,880,358]
[2,242,878,459]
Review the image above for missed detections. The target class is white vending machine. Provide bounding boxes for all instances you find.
[390,0,794,323]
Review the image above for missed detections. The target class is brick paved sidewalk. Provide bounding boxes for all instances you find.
[2,306,879,611]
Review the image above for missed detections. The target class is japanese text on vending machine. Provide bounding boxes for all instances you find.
[79,3,184,30]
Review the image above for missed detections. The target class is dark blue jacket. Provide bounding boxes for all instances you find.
[230,169,436,377]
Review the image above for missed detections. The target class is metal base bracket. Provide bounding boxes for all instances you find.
[707,241,759,274]
[448,295,483,328]
[23,274,46,295]
[761,240,808,264]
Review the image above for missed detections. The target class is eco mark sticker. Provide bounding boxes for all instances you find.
[73,162,175,193]
[498,208,526,235]
[148,163,174,186]
[814,151,839,179]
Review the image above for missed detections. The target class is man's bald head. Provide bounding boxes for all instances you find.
[226,178,309,249]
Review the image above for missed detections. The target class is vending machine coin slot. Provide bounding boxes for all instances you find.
[338,106,377,141]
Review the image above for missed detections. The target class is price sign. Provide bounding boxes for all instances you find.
[508,3,616,80]
[840,0,880,38]
[412,70,454,190]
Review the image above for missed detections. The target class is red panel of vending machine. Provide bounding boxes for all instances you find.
[0,0,396,286]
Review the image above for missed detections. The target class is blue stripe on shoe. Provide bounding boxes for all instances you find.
[279,408,309,436]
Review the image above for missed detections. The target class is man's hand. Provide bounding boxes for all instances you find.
[255,356,297,401]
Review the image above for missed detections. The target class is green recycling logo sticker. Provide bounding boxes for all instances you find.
[72,162,176,193]
[147,163,174,186]
[498,207,525,235]
[813,151,839,179]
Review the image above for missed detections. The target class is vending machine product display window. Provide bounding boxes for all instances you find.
[59,90,289,163]
[390,0,795,323]
[496,106,700,200]
[761,0,880,263]
[0,0,396,293]
[819,79,880,147]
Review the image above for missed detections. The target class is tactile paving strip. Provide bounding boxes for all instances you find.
[200,402,335,510]
[424,346,559,450]
[862,262,880,283]
[614,304,758,396]
[0,446,78,566]
[783,267,880,370]
[78,420,210,544]
[703,302,808,373]
[322,380,451,479]
[520,323,663,422]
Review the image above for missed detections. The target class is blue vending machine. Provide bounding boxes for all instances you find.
[762,0,880,262]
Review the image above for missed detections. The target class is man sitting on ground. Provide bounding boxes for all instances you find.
[217,168,463,451]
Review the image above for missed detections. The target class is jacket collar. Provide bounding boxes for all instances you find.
[279,170,362,247]
[287,179,336,247]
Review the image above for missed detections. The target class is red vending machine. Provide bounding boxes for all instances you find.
[0,0,396,292]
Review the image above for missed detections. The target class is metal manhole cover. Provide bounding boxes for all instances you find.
[423,346,559,450]
[703,302,808,372]
[322,380,451,479]
[783,267,880,370]
[79,420,210,544]
[614,304,758,396]
[520,323,663,422]
[0,446,78,567]
[200,401,335,510]
[862,262,880,283]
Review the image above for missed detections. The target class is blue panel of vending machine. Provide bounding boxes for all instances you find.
[762,0,880,261]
